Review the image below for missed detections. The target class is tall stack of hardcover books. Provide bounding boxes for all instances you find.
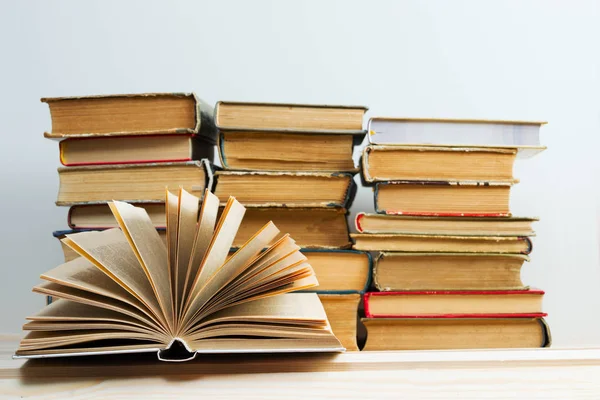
[213,101,370,350]
[353,118,551,350]
[45,92,217,265]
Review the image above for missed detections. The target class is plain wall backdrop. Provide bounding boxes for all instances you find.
[1,0,599,346]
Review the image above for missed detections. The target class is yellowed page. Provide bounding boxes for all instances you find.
[175,189,200,312]
[24,321,154,334]
[188,325,333,341]
[42,257,138,306]
[15,343,160,356]
[40,258,163,331]
[198,293,328,325]
[18,330,163,351]
[26,299,157,331]
[33,282,163,332]
[182,197,246,317]
[182,190,219,312]
[62,229,166,328]
[217,276,319,314]
[109,201,173,333]
[189,336,343,352]
[166,190,179,303]
[202,236,300,313]
[181,222,280,333]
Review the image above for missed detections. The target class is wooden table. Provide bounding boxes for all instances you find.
[1,335,599,399]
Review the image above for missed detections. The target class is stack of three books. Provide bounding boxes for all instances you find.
[353,118,551,350]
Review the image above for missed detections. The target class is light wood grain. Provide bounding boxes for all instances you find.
[1,336,599,399]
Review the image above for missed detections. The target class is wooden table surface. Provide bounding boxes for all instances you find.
[1,335,599,399]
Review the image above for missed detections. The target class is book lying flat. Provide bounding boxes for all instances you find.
[373,252,529,291]
[366,117,546,157]
[56,160,215,206]
[218,131,359,172]
[351,233,532,254]
[43,93,217,143]
[17,189,343,361]
[229,208,352,249]
[364,290,545,318]
[362,317,550,350]
[355,213,537,236]
[361,145,517,183]
[68,204,167,229]
[59,134,215,166]
[214,171,356,208]
[66,206,352,249]
[215,101,367,134]
[374,181,513,217]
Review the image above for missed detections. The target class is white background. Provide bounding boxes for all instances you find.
[0,0,599,346]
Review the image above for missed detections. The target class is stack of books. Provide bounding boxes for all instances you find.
[353,117,551,350]
[45,93,217,264]
[213,101,371,350]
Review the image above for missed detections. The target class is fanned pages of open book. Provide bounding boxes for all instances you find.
[15,189,343,361]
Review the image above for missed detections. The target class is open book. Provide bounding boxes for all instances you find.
[15,189,343,361]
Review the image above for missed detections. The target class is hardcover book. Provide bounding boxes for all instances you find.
[373,181,513,217]
[59,134,215,166]
[366,117,546,156]
[218,131,359,172]
[43,92,217,143]
[56,160,215,206]
[17,189,343,361]
[229,208,352,249]
[361,145,517,183]
[214,171,356,209]
[351,233,532,254]
[355,213,537,236]
[300,250,371,293]
[363,290,545,318]
[362,317,551,350]
[373,252,529,291]
[215,101,367,134]
[68,204,167,229]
